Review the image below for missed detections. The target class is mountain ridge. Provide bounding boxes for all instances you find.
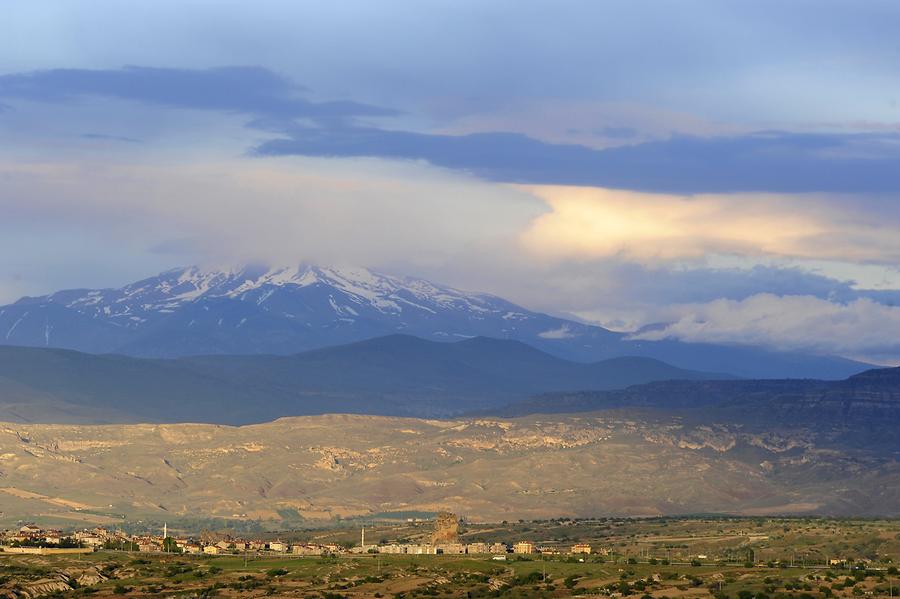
[0,264,871,379]
[0,335,727,424]
[487,366,900,442]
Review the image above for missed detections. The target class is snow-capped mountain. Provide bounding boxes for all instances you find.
[0,264,871,379]
[0,264,613,357]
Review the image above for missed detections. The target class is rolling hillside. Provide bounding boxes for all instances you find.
[0,335,725,424]
[2,411,897,527]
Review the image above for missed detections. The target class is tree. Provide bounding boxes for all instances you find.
[163,537,181,553]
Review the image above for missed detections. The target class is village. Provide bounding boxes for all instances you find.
[0,514,605,559]
[0,515,888,572]
[2,516,899,598]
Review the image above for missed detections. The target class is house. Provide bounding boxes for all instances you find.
[203,545,220,555]
[292,544,325,556]
[513,541,535,554]
[571,544,591,554]
[490,543,509,554]
[435,543,465,555]
[76,533,104,547]
[19,524,42,538]
[268,541,287,552]
[466,542,489,554]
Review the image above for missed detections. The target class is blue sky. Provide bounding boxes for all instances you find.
[3,1,900,361]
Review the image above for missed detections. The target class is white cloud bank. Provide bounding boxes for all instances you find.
[631,294,900,364]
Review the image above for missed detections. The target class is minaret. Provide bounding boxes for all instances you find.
[361,526,365,550]
[163,523,167,539]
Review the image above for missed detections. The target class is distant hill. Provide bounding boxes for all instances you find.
[488,367,900,441]
[0,335,727,424]
[0,264,871,379]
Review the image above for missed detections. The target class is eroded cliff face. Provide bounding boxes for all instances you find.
[0,413,896,526]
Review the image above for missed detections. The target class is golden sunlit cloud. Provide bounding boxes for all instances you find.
[519,185,900,264]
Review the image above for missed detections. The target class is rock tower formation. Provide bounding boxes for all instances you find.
[431,512,460,544]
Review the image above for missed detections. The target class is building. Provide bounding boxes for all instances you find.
[466,542,489,554]
[571,544,591,554]
[268,541,287,552]
[435,543,465,555]
[18,524,42,539]
[203,545,220,555]
[292,544,325,556]
[76,532,104,547]
[513,541,535,554]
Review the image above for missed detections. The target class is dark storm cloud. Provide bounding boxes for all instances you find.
[0,66,396,119]
[256,126,900,194]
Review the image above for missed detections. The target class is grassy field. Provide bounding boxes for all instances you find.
[2,517,899,597]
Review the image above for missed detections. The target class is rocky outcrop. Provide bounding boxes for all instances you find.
[432,512,460,544]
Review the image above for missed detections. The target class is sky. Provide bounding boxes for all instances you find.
[2,1,900,362]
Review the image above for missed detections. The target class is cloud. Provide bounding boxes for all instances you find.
[630,294,900,363]
[80,133,142,143]
[3,65,899,194]
[594,126,639,139]
[0,66,396,120]
[519,185,900,264]
[256,126,900,193]
[0,157,545,273]
[537,325,576,339]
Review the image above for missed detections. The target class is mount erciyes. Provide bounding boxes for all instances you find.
[0,265,868,378]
